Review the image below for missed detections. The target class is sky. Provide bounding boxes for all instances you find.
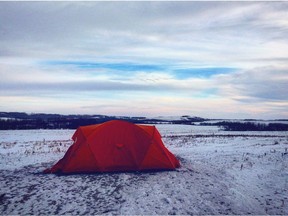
[0,1,288,119]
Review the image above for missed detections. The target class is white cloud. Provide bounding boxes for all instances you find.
[214,66,288,101]
[0,1,287,118]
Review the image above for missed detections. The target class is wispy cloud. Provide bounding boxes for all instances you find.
[215,66,288,102]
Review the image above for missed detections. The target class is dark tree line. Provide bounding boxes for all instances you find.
[0,118,103,130]
[0,112,206,130]
[200,121,288,131]
[1,112,287,131]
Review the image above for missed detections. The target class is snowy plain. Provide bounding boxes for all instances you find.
[0,124,287,215]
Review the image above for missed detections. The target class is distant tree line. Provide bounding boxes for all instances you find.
[200,121,288,131]
[1,112,287,131]
[0,118,101,130]
[0,112,205,130]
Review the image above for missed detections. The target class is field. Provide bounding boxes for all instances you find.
[0,124,287,215]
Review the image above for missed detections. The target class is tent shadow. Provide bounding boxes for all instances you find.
[37,168,179,176]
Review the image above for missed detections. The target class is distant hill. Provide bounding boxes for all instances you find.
[1,112,287,131]
[0,112,206,130]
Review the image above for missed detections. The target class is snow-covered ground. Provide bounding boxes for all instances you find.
[0,125,287,215]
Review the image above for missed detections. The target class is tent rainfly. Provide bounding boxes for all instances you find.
[44,120,180,173]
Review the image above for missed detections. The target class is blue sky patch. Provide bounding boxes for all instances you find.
[173,67,237,79]
[43,60,165,72]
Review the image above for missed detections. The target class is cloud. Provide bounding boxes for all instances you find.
[0,1,288,118]
[0,59,220,102]
[0,80,149,94]
[215,66,288,102]
[1,1,287,65]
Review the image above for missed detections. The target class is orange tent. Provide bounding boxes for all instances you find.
[44,120,180,173]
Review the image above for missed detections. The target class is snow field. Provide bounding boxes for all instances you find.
[0,125,287,214]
